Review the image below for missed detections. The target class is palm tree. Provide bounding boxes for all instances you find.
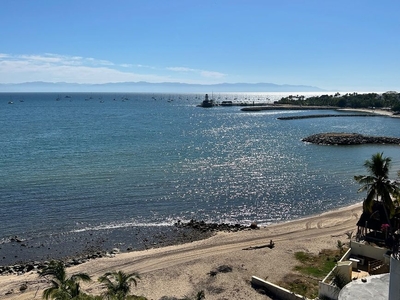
[40,260,92,300]
[98,270,140,300]
[354,152,399,222]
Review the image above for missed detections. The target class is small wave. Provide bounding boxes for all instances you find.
[70,221,175,233]
[0,236,27,245]
[0,237,10,245]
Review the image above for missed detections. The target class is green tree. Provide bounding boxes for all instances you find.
[354,152,399,222]
[40,260,92,300]
[98,270,141,300]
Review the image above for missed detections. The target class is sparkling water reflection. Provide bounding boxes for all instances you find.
[1,92,400,242]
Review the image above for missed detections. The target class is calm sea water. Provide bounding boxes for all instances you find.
[1,92,400,244]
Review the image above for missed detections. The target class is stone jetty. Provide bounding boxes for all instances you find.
[302,133,400,145]
[278,114,375,120]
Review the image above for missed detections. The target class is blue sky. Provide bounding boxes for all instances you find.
[1,0,399,91]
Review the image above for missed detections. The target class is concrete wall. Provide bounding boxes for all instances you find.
[339,248,352,262]
[319,281,340,300]
[319,265,340,300]
[389,256,400,300]
[251,276,310,300]
[318,249,353,300]
[350,240,388,260]
[337,261,352,283]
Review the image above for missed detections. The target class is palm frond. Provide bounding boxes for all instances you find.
[99,270,141,299]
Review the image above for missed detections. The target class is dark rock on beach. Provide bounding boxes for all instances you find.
[302,132,400,146]
[0,225,211,275]
[175,219,258,233]
[0,220,257,275]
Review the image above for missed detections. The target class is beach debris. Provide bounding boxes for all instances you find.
[243,240,275,250]
[216,265,233,273]
[19,283,28,292]
[208,265,233,277]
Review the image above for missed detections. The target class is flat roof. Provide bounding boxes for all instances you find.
[339,273,389,299]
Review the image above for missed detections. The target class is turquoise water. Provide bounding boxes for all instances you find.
[1,92,400,242]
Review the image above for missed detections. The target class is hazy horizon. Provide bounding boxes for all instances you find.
[0,81,329,93]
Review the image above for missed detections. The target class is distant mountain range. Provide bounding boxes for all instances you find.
[0,81,324,93]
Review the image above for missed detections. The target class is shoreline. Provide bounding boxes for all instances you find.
[241,104,400,118]
[0,202,363,300]
[0,203,360,268]
[338,107,399,118]
[0,224,216,268]
[0,221,256,269]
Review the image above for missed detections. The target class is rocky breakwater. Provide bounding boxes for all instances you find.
[302,132,400,145]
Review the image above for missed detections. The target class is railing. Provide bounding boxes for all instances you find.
[368,259,384,274]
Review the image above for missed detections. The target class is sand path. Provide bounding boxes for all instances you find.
[0,203,362,300]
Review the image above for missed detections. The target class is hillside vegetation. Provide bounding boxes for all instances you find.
[275,91,400,111]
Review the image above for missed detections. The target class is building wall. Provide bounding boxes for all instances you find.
[251,276,311,300]
[389,255,400,300]
[350,240,388,260]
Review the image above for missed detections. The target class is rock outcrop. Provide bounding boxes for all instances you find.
[175,219,258,233]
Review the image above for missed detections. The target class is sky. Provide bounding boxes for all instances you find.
[1,0,399,92]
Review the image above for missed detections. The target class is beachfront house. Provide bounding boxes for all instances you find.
[319,201,400,300]
[250,200,400,300]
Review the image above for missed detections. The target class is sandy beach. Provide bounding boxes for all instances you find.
[0,203,363,300]
[338,107,399,117]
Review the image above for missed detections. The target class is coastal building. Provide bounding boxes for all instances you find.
[251,200,400,300]
[319,201,400,300]
[318,239,391,299]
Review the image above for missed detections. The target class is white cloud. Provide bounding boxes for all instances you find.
[0,62,165,84]
[167,67,196,72]
[0,53,227,84]
[167,66,226,79]
[200,70,226,79]
[136,64,157,70]
[26,53,115,67]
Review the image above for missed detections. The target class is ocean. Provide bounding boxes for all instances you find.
[1,92,400,263]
